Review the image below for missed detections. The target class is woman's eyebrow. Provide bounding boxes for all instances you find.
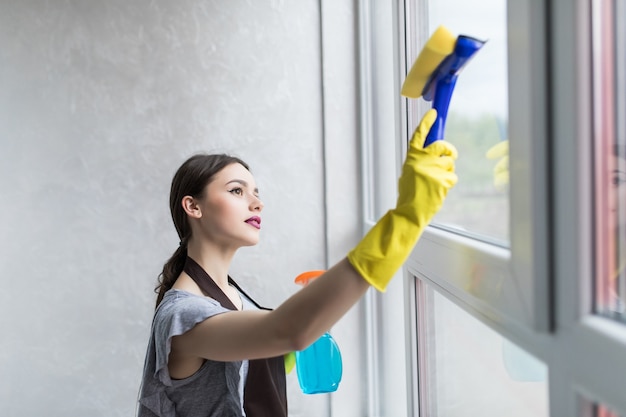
[226,179,259,194]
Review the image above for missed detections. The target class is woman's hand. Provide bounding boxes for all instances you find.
[347,109,458,291]
[486,140,509,191]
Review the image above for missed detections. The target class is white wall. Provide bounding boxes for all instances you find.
[0,1,362,416]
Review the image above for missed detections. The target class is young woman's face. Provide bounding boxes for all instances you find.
[197,162,264,248]
[609,156,626,233]
[612,156,626,266]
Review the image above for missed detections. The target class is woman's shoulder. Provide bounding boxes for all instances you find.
[162,288,215,303]
[155,289,228,325]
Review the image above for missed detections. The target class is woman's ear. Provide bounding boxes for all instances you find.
[181,196,202,218]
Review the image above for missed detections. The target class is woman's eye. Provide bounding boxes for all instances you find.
[229,188,243,195]
[612,171,626,187]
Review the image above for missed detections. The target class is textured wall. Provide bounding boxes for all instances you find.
[0,1,360,416]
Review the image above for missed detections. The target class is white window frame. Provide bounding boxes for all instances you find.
[357,0,626,416]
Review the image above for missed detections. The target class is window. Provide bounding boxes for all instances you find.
[415,281,548,417]
[400,0,626,417]
[593,0,626,322]
[595,405,622,417]
[582,396,623,417]
[360,0,626,416]
[425,0,510,244]
[403,0,550,332]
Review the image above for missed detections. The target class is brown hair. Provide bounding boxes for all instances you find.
[155,153,250,307]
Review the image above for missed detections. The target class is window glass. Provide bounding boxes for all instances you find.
[582,396,623,417]
[417,282,549,417]
[594,405,622,417]
[593,0,626,321]
[424,0,509,244]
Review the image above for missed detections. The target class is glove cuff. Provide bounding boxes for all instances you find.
[347,211,425,292]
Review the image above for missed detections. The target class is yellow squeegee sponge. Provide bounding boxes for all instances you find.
[401,25,457,99]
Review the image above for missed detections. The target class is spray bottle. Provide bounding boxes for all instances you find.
[292,270,343,394]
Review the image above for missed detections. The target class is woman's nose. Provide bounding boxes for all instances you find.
[250,195,264,211]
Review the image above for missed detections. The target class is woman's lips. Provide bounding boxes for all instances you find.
[245,216,261,229]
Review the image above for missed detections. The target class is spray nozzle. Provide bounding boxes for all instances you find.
[294,270,326,286]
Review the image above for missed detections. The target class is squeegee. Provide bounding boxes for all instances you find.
[402,25,486,147]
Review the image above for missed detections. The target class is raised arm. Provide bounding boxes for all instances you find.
[172,109,458,364]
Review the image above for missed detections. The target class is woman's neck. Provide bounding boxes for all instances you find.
[185,239,236,289]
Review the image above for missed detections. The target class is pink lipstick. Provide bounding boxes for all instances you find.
[245,216,261,229]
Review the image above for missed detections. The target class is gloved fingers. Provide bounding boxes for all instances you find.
[493,155,509,189]
[494,171,509,189]
[404,139,458,189]
[409,109,438,150]
[486,140,509,159]
[422,140,458,159]
[487,141,509,190]
[493,155,509,176]
[435,170,458,189]
[437,156,457,174]
[414,152,457,172]
[409,156,457,187]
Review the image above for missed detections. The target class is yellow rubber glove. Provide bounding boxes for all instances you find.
[486,140,509,191]
[347,109,458,292]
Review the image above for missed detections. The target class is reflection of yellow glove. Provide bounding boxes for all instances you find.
[486,140,509,190]
[347,109,458,292]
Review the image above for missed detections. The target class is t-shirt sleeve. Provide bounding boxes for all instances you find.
[152,292,229,386]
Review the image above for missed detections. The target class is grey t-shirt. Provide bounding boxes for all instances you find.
[137,289,255,417]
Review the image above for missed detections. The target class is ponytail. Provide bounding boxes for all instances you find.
[155,243,188,308]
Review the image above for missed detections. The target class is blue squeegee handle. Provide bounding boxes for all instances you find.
[424,76,459,147]
[422,35,486,147]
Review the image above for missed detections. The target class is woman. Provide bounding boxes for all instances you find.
[137,109,458,417]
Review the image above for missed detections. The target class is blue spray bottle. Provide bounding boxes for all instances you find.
[293,270,343,394]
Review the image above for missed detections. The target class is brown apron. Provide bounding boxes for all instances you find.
[183,257,288,417]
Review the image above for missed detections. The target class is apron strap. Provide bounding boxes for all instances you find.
[182,257,288,417]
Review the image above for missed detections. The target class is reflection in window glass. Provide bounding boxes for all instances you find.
[593,0,626,321]
[418,283,548,417]
[583,396,623,417]
[594,405,622,417]
[424,0,509,243]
